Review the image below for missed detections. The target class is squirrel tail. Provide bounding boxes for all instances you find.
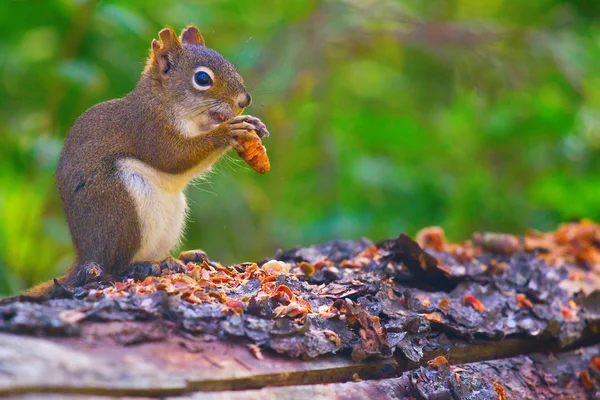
[23,266,78,299]
[22,261,109,299]
[23,277,64,298]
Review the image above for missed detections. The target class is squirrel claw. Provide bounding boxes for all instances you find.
[158,256,187,273]
[51,278,76,299]
[231,115,270,138]
[178,249,208,264]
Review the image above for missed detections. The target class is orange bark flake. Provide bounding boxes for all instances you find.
[438,298,450,312]
[313,257,334,269]
[427,356,449,369]
[271,285,295,303]
[297,261,315,277]
[416,294,431,307]
[249,344,264,360]
[415,226,446,252]
[516,294,533,309]
[578,370,594,391]
[569,300,578,309]
[463,294,485,312]
[273,302,309,319]
[423,313,442,323]
[322,329,341,347]
[493,382,507,400]
[358,245,382,260]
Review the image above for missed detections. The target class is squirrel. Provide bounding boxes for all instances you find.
[25,26,270,298]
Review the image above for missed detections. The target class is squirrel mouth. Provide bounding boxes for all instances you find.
[209,111,232,124]
[196,109,235,133]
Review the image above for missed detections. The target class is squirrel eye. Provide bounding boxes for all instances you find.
[193,70,213,90]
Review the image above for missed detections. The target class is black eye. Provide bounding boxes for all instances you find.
[194,71,213,87]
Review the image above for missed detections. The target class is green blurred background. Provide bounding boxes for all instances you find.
[1,0,600,295]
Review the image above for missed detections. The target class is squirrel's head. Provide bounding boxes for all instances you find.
[144,26,251,134]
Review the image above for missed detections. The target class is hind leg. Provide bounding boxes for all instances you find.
[54,261,107,297]
[60,167,142,287]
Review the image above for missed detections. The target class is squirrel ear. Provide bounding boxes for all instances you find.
[157,27,182,52]
[180,25,205,46]
[148,27,182,78]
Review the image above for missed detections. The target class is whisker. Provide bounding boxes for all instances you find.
[188,101,222,119]
[234,36,253,70]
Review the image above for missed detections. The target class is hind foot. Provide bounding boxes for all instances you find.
[178,249,209,264]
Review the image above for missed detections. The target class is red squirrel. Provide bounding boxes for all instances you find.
[25,26,269,298]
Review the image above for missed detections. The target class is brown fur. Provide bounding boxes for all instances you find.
[25,26,256,298]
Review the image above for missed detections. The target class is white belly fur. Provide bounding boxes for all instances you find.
[117,150,227,263]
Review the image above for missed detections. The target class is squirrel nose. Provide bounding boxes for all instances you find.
[236,92,251,108]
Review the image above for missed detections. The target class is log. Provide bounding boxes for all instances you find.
[1,221,599,398]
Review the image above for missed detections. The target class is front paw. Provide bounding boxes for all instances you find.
[214,115,271,174]
[219,116,266,152]
[178,249,208,264]
[233,115,269,138]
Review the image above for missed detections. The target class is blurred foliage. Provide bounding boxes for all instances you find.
[1,0,600,295]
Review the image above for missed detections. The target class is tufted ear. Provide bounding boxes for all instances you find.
[180,25,205,46]
[147,27,182,78]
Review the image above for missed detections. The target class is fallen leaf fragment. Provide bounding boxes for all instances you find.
[463,294,485,312]
[416,294,431,307]
[569,300,578,309]
[358,245,382,260]
[223,299,246,315]
[340,259,364,268]
[249,344,264,360]
[423,313,442,323]
[313,257,334,269]
[317,304,338,319]
[578,370,594,391]
[589,356,600,371]
[297,261,315,277]
[273,302,309,319]
[415,226,446,252]
[516,294,533,309]
[493,382,507,400]
[271,285,294,303]
[427,356,448,369]
[262,260,290,275]
[322,329,341,347]
[438,298,450,312]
